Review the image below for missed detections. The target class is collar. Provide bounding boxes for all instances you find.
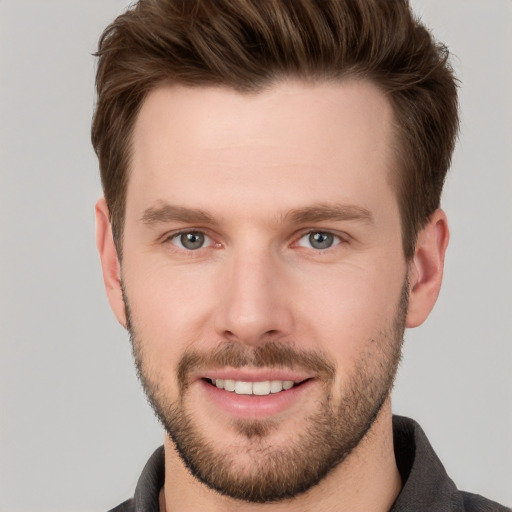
[125,416,505,512]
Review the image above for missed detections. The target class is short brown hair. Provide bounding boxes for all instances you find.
[91,0,458,259]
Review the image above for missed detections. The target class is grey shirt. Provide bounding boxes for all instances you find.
[108,416,510,512]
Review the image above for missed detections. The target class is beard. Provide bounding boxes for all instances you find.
[124,280,408,503]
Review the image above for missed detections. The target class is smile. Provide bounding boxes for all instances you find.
[198,374,315,419]
[209,379,297,395]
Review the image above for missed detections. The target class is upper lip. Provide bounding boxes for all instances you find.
[193,369,313,383]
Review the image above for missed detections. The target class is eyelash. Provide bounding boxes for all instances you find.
[162,229,347,253]
[165,230,216,251]
[295,231,344,251]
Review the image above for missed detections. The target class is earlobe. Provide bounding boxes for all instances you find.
[406,209,449,328]
[95,198,127,328]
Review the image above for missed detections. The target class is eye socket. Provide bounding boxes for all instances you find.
[170,231,211,250]
[297,231,341,250]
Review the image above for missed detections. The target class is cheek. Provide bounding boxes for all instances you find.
[294,264,403,358]
[123,261,220,368]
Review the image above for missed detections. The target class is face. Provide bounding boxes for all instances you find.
[119,80,410,502]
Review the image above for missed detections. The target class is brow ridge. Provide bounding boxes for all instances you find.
[140,201,373,227]
[141,203,214,225]
[285,203,374,224]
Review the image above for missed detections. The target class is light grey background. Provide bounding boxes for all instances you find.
[1,1,510,511]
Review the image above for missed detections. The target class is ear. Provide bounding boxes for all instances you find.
[406,209,449,328]
[95,198,127,328]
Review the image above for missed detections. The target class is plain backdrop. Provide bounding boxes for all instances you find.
[1,1,511,511]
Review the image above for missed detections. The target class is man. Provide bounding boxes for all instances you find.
[91,1,509,511]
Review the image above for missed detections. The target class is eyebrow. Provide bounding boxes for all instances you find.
[285,203,374,225]
[141,202,374,227]
[141,204,215,225]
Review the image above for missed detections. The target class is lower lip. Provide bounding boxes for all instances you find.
[198,379,315,420]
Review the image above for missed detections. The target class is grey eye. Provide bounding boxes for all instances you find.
[173,232,208,250]
[297,231,339,250]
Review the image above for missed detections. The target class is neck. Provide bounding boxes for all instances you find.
[161,399,401,512]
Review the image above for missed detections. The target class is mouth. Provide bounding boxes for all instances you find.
[204,378,309,396]
[195,372,315,420]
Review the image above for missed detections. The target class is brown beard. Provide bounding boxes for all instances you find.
[124,280,408,503]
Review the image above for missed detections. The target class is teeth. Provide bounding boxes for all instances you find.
[224,379,235,392]
[270,380,284,393]
[235,381,253,395]
[252,381,271,395]
[213,379,296,395]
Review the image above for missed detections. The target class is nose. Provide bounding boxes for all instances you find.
[213,247,294,346]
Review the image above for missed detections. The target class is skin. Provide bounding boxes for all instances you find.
[96,79,449,512]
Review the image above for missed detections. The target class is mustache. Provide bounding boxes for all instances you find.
[177,341,336,390]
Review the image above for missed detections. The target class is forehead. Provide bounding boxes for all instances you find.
[127,79,398,223]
